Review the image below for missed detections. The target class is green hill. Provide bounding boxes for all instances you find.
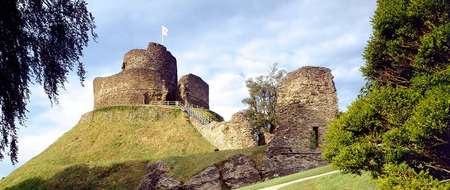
[0,105,265,189]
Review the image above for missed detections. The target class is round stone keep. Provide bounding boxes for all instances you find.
[93,42,178,109]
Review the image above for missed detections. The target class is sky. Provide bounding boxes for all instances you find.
[0,0,377,177]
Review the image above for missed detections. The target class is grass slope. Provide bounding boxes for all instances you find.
[238,165,336,190]
[0,105,249,189]
[239,165,376,190]
[281,171,376,190]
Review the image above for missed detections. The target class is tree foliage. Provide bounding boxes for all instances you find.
[377,163,449,190]
[324,0,449,189]
[361,0,449,86]
[0,0,96,163]
[242,63,285,137]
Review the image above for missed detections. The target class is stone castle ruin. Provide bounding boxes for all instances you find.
[93,42,209,109]
[92,42,339,186]
[263,66,338,178]
[136,66,339,189]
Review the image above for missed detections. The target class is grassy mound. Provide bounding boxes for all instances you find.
[2,147,266,190]
[0,105,236,189]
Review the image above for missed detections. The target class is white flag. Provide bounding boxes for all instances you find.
[161,25,168,36]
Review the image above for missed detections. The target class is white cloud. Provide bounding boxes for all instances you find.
[332,64,363,82]
[209,72,248,120]
[32,80,93,129]
[0,78,93,176]
[174,0,375,119]
[17,130,65,164]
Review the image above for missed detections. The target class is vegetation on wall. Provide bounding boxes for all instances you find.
[323,0,449,189]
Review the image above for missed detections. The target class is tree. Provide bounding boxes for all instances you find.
[242,63,285,143]
[323,0,449,189]
[0,0,96,164]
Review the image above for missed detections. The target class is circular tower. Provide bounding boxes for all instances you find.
[93,42,178,109]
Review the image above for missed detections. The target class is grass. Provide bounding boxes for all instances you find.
[2,147,267,190]
[280,171,376,190]
[192,108,224,122]
[238,165,336,190]
[3,161,150,190]
[239,165,376,190]
[0,105,235,189]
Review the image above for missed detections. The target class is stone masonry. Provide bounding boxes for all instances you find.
[262,66,338,178]
[93,42,209,109]
[179,74,209,109]
[190,111,257,150]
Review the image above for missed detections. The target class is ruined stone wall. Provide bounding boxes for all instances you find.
[190,111,257,150]
[93,42,178,109]
[179,74,209,109]
[263,66,338,178]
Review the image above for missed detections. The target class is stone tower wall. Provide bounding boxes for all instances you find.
[263,66,338,178]
[178,74,209,109]
[93,42,178,109]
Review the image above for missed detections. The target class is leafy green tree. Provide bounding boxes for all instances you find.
[323,0,449,189]
[0,0,96,163]
[242,63,285,142]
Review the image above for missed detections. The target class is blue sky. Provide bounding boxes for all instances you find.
[0,0,376,177]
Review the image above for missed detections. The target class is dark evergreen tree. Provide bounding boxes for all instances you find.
[324,0,449,189]
[0,0,96,163]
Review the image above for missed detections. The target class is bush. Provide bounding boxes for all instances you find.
[324,0,450,189]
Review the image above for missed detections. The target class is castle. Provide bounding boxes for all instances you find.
[93,42,338,182]
[1,42,339,189]
[93,42,209,109]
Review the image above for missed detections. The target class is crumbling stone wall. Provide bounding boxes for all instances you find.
[179,74,209,109]
[93,42,178,109]
[263,66,338,178]
[190,111,258,150]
